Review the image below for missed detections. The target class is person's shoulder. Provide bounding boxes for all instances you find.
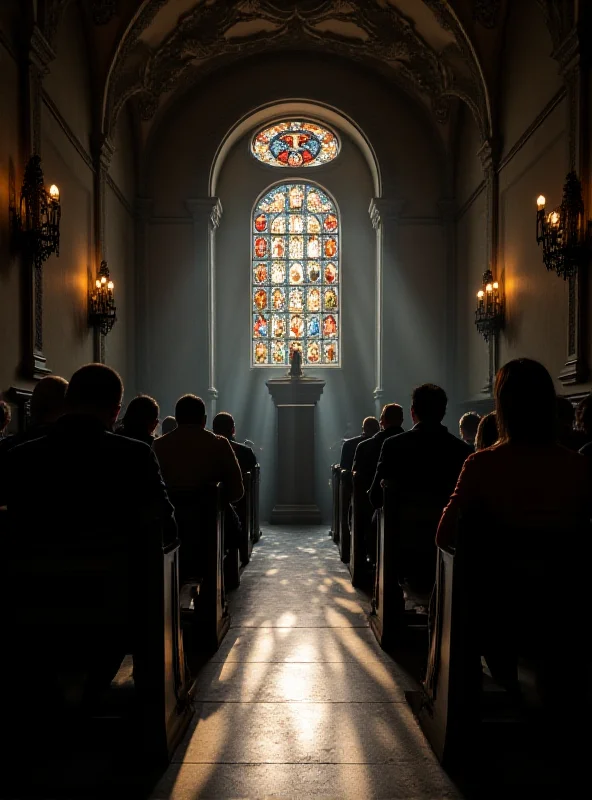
[379,428,412,454]
[446,432,474,455]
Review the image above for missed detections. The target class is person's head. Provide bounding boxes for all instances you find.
[0,400,11,434]
[459,411,481,445]
[65,364,123,429]
[123,394,159,435]
[212,411,235,440]
[379,404,403,430]
[411,384,448,425]
[556,396,575,434]
[495,358,556,445]
[575,394,592,435]
[362,416,380,436]
[30,375,68,427]
[175,394,206,427]
[161,416,177,435]
[475,412,498,451]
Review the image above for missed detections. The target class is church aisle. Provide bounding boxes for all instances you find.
[150,527,461,799]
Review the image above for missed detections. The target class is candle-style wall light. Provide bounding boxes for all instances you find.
[475,269,503,342]
[17,155,61,267]
[89,260,117,335]
[536,172,588,280]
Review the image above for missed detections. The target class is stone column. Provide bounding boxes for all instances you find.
[554,20,590,385]
[478,138,501,395]
[368,199,384,418]
[22,26,55,378]
[92,136,115,364]
[185,197,223,419]
[266,377,325,525]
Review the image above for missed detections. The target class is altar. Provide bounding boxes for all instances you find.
[266,376,325,525]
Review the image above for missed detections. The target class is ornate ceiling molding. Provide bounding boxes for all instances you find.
[103,0,490,143]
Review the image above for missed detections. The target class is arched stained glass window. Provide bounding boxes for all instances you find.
[252,183,340,367]
[252,121,339,168]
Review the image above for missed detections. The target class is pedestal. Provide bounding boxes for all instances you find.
[266,377,325,525]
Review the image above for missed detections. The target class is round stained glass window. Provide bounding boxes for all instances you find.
[251,121,339,168]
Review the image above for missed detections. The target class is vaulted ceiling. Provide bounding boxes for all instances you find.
[28,1,573,148]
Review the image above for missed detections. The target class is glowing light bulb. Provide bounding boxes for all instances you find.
[49,184,60,202]
[95,279,101,289]
[536,195,546,209]
[101,275,107,284]
[486,283,493,292]
[550,211,560,226]
[493,281,499,290]
[107,281,114,290]
[477,290,484,298]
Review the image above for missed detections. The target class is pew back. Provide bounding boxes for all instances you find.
[338,469,352,563]
[331,464,341,543]
[349,471,372,587]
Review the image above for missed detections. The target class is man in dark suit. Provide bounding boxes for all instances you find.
[1,363,176,703]
[370,384,472,510]
[212,412,257,474]
[339,416,380,471]
[369,384,472,593]
[353,403,404,484]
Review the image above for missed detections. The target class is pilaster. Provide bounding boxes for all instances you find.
[185,197,223,419]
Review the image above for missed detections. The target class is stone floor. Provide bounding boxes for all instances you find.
[150,526,462,800]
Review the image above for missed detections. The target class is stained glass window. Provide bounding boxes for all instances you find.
[252,183,340,367]
[252,121,339,168]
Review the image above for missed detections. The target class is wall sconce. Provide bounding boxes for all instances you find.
[536,171,587,280]
[475,269,503,342]
[18,155,61,267]
[89,260,117,335]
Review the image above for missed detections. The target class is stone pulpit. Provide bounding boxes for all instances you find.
[266,377,325,524]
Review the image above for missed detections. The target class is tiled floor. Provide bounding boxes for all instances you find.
[150,526,462,799]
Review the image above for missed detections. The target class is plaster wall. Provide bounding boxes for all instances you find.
[0,36,22,395]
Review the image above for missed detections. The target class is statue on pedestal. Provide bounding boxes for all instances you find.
[289,347,303,378]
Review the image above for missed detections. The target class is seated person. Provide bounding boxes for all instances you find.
[2,363,175,701]
[475,411,498,451]
[353,403,404,485]
[437,359,590,697]
[116,394,159,447]
[153,394,243,502]
[339,416,380,472]
[212,412,257,474]
[161,415,177,435]
[0,375,68,459]
[459,411,481,448]
[369,384,472,589]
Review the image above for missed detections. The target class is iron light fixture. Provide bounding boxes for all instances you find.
[89,260,116,335]
[536,172,586,280]
[18,155,61,268]
[475,269,503,342]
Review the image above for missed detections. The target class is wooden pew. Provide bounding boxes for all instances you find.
[251,464,262,544]
[167,483,231,656]
[349,471,372,587]
[1,517,192,766]
[338,468,352,563]
[330,464,341,543]
[370,481,435,649]
[235,470,254,566]
[407,519,590,770]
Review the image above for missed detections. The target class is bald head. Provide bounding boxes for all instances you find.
[31,376,68,426]
[380,403,403,430]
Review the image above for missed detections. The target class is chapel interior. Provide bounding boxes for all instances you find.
[0,1,591,798]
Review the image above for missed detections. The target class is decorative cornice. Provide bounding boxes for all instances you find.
[185,197,223,229]
[104,0,490,143]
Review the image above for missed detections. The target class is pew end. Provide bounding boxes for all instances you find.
[338,469,352,563]
[330,464,341,543]
[350,470,374,589]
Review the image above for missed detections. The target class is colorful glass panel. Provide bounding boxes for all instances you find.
[252,121,339,169]
[252,183,340,366]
